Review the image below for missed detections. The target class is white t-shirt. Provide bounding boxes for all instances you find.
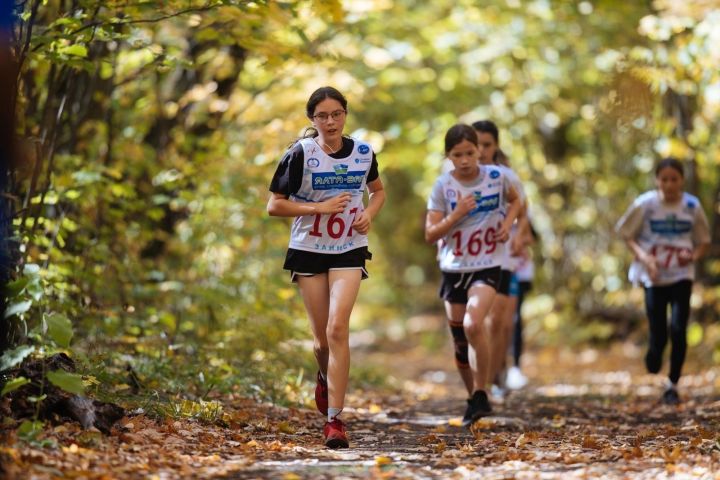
[615,190,710,287]
[496,165,526,271]
[428,166,511,272]
[288,137,374,253]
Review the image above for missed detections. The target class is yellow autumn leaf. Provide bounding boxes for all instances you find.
[375,456,393,466]
[277,421,295,434]
[369,404,382,414]
[448,417,463,427]
[515,433,530,448]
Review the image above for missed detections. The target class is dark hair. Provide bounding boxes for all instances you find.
[472,119,508,164]
[444,124,478,154]
[655,157,684,177]
[306,86,348,119]
[294,86,348,142]
[471,120,499,143]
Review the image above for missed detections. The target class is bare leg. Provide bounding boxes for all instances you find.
[487,293,512,383]
[297,274,331,376]
[444,302,474,396]
[464,283,497,392]
[326,269,362,410]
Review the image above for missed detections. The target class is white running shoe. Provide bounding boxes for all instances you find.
[490,383,506,403]
[506,366,528,390]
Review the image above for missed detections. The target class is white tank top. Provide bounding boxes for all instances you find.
[288,137,373,254]
[431,166,509,272]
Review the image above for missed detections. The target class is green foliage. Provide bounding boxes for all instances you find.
[46,370,85,396]
[1,376,30,396]
[0,345,35,372]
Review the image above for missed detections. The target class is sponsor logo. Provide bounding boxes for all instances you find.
[312,171,365,190]
[470,193,500,214]
[358,144,370,154]
[489,170,500,179]
[447,189,457,199]
[333,164,348,175]
[307,157,320,168]
[309,146,318,155]
[354,158,371,164]
[650,215,692,235]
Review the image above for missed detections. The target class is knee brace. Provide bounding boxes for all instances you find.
[449,321,470,369]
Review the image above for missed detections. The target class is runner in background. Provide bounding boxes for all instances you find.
[615,157,710,405]
[472,120,528,400]
[506,219,538,390]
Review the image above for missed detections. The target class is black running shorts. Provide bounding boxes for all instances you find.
[283,247,371,282]
[439,266,501,304]
[497,269,513,296]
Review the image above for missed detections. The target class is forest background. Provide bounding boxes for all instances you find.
[1,0,720,422]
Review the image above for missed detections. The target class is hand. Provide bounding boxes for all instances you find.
[319,192,351,214]
[643,253,659,281]
[454,192,477,217]
[494,223,511,243]
[677,248,693,266]
[352,210,372,235]
[510,235,523,256]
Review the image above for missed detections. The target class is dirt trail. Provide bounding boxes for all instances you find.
[5,338,720,479]
[223,341,720,479]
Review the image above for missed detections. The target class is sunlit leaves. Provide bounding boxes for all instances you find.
[0,346,36,372]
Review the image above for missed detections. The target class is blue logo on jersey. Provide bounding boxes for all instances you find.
[355,158,371,164]
[358,144,370,154]
[312,171,365,190]
[470,193,500,215]
[333,164,348,175]
[307,157,320,168]
[489,170,500,179]
[686,200,696,210]
[650,215,692,235]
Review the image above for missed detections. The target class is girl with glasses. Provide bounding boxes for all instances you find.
[267,86,385,448]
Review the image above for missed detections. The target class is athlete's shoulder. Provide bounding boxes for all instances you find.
[634,190,659,207]
[434,171,454,185]
[682,192,701,209]
[347,136,373,155]
[483,164,504,180]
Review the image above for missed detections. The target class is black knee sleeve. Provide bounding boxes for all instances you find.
[449,322,469,369]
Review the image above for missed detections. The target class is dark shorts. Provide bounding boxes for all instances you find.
[283,247,371,283]
[439,266,501,304]
[497,269,513,296]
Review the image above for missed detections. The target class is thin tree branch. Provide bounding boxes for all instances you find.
[69,4,220,36]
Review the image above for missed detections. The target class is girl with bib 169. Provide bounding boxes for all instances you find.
[425,124,521,426]
[616,158,710,405]
[267,87,385,448]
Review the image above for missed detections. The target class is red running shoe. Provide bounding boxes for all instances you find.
[315,371,328,415]
[323,418,349,449]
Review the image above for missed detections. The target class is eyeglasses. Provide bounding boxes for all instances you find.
[312,110,346,123]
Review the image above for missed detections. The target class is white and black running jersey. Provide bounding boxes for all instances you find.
[286,137,374,254]
[616,190,710,287]
[428,166,511,272]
